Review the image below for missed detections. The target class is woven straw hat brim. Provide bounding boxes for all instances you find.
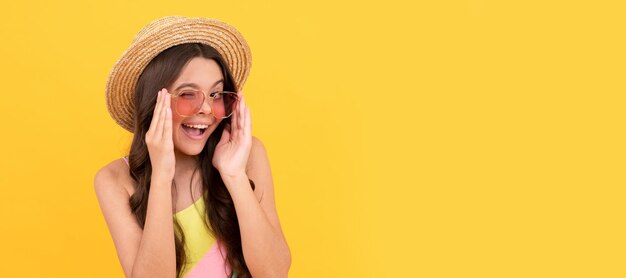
[105,16,252,132]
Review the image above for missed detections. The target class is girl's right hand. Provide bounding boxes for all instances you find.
[145,89,176,182]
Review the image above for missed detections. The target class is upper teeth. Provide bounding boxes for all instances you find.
[183,123,208,129]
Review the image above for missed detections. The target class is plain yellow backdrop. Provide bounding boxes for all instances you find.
[0,0,624,277]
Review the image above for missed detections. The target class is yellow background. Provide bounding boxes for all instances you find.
[0,0,624,277]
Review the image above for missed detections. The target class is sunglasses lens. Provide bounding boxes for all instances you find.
[175,90,203,116]
[212,92,238,118]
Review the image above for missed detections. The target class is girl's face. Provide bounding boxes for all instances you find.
[167,57,225,156]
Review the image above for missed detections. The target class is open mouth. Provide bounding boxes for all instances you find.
[181,123,208,139]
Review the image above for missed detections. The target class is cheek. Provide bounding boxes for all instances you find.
[170,101,180,122]
[171,113,183,135]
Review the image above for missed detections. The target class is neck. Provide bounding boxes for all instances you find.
[174,149,198,173]
[173,148,201,190]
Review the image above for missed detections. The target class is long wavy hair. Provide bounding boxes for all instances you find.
[126,43,253,277]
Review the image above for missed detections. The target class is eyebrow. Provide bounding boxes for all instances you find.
[174,79,224,91]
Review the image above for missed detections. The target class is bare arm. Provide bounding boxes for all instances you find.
[94,164,142,277]
[95,89,178,278]
[131,89,178,277]
[212,91,291,277]
[130,176,176,278]
[94,163,177,278]
[222,137,291,277]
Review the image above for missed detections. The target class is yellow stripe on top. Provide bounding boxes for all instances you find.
[173,198,216,277]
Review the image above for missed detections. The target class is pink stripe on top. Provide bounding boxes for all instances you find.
[185,241,232,278]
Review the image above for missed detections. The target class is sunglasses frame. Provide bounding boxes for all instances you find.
[170,89,239,119]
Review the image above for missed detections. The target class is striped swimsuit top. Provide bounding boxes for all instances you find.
[123,156,235,278]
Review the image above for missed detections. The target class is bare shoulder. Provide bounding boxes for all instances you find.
[246,136,289,257]
[251,136,267,156]
[246,136,273,202]
[247,136,270,173]
[93,158,143,277]
[94,158,136,198]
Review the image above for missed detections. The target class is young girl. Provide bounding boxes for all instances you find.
[95,16,291,278]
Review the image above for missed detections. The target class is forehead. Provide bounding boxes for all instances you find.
[172,57,224,89]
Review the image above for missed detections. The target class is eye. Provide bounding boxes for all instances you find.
[210,91,223,99]
[179,90,197,99]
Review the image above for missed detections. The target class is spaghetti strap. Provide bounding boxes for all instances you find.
[122,155,129,166]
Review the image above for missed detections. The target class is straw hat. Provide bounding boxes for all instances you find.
[105,16,252,132]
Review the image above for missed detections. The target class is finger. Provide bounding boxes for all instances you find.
[148,90,163,133]
[219,124,231,145]
[244,106,251,137]
[229,117,238,142]
[230,97,239,134]
[164,94,172,139]
[155,91,167,140]
[241,96,246,134]
[238,93,245,131]
[234,96,243,139]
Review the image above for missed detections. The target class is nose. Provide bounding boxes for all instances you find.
[197,93,213,116]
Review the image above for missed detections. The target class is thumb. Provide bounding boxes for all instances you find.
[218,124,231,145]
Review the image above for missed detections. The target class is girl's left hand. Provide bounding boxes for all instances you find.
[213,91,252,181]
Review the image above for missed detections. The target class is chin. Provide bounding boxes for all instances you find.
[174,144,205,156]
